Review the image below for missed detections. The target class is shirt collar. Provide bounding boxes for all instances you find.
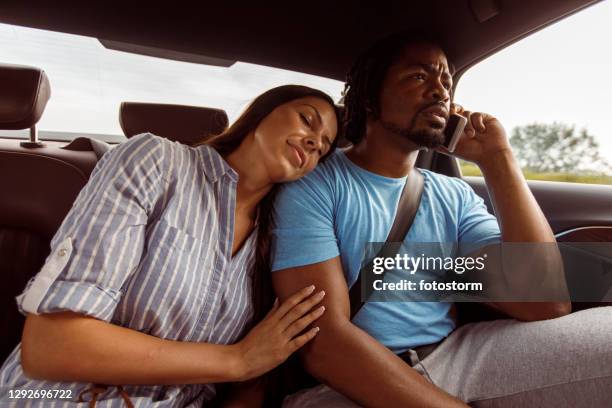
[196,144,239,183]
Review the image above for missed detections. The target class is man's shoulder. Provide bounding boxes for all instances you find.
[420,168,467,188]
[305,148,347,178]
[280,149,346,192]
[420,168,476,204]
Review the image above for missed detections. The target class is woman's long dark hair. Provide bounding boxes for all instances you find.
[195,85,340,326]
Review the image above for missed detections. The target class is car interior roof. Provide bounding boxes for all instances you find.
[0,0,602,80]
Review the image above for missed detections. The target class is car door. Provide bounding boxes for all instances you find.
[426,0,612,311]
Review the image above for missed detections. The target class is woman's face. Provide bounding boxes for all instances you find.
[252,96,338,182]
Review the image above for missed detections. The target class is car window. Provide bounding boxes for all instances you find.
[454,0,612,185]
[0,23,343,143]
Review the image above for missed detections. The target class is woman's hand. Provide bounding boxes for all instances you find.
[232,285,326,381]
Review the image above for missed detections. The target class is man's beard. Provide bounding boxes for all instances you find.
[379,115,445,149]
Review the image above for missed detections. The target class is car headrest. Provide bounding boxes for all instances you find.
[119,102,229,145]
[0,63,51,130]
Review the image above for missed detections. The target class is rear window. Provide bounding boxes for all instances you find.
[0,23,344,143]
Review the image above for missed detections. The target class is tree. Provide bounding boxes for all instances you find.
[509,122,611,173]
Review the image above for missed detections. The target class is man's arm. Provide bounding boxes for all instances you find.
[273,257,468,408]
[479,150,571,320]
[450,107,571,321]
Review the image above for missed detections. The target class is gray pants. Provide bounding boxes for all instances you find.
[283,307,612,407]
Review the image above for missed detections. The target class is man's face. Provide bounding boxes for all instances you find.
[376,42,452,148]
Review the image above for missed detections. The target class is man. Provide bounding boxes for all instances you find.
[270,32,612,407]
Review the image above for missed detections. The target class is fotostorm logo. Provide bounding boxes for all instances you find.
[371,253,487,275]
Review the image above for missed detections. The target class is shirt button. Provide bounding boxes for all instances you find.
[58,249,67,257]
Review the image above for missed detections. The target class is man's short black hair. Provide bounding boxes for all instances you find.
[342,31,452,145]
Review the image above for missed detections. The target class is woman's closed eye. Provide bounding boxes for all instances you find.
[300,112,312,128]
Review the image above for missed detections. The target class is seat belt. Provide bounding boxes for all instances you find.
[349,168,425,318]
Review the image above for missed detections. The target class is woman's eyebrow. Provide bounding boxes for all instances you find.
[303,103,323,125]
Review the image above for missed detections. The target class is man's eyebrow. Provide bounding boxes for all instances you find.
[405,63,452,80]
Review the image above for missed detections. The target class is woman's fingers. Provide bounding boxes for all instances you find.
[284,305,326,338]
[278,290,326,328]
[236,287,326,380]
[272,285,316,321]
[288,326,321,353]
[263,298,279,319]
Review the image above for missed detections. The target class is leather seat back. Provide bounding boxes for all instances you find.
[1,75,232,361]
[119,101,228,144]
[0,64,98,361]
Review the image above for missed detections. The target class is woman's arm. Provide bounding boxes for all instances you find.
[21,285,325,385]
[21,311,240,384]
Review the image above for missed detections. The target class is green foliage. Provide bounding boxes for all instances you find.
[458,122,612,185]
[508,122,611,173]
[460,162,612,185]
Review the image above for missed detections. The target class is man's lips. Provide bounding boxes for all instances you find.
[287,141,305,168]
[420,105,449,124]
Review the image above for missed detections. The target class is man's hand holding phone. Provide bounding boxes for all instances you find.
[437,103,513,170]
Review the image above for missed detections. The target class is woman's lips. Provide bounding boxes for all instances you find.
[287,142,305,168]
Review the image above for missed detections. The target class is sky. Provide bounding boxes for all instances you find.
[0,23,344,136]
[0,1,610,170]
[454,0,612,165]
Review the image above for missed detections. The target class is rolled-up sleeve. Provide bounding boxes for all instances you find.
[16,133,168,322]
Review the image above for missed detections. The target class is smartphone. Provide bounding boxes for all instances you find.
[442,114,467,153]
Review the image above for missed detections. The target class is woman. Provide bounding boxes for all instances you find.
[0,85,339,407]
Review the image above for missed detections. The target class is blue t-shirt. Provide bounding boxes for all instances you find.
[271,149,501,353]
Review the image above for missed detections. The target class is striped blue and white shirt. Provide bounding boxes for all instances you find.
[0,133,257,407]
